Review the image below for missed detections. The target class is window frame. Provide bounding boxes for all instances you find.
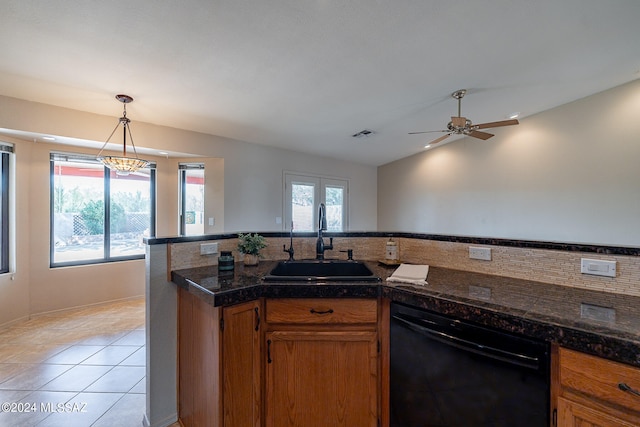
[178,163,205,236]
[49,152,156,268]
[284,172,349,233]
[0,145,13,274]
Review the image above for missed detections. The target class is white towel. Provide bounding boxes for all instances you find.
[386,263,429,286]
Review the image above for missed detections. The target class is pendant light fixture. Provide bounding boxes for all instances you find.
[96,94,150,175]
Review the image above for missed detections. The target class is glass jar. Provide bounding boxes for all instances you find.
[218,251,235,271]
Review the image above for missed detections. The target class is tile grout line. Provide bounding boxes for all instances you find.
[0,298,146,426]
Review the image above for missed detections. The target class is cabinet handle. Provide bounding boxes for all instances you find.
[310,308,334,315]
[267,339,272,364]
[618,382,640,398]
[254,307,260,331]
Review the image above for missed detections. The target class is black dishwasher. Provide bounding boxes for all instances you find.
[390,302,550,427]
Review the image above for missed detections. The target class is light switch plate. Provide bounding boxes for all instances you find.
[580,258,616,277]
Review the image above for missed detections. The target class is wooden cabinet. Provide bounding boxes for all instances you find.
[266,298,378,324]
[556,347,640,427]
[177,294,388,427]
[557,396,637,427]
[264,298,380,427]
[222,300,262,427]
[178,289,261,427]
[178,286,223,426]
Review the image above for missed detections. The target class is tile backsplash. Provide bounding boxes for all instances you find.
[169,236,640,297]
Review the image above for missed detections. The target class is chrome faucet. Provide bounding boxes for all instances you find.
[283,221,295,261]
[316,203,333,259]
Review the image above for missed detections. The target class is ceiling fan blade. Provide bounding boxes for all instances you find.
[408,130,448,135]
[475,119,519,129]
[426,133,451,145]
[451,116,467,127]
[468,130,493,140]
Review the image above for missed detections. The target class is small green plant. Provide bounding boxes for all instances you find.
[79,199,126,235]
[237,233,267,256]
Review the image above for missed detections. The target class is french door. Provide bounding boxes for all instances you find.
[284,173,348,232]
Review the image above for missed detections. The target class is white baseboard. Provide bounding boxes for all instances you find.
[143,412,178,427]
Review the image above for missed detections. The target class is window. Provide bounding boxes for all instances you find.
[179,163,205,236]
[284,173,348,232]
[0,145,13,274]
[50,153,156,266]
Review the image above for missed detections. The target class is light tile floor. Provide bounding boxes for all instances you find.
[0,298,163,427]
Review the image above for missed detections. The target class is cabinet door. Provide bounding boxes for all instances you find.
[178,287,222,426]
[265,330,378,427]
[223,300,261,427]
[557,397,637,427]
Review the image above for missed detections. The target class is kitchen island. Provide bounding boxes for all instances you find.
[172,260,640,367]
[143,230,640,426]
[171,260,640,427]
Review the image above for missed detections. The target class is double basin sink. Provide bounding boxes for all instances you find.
[263,259,381,282]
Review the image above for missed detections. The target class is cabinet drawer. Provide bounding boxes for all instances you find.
[557,396,638,427]
[266,298,377,324]
[559,347,640,412]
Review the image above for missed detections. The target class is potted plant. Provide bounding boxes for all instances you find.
[237,232,267,266]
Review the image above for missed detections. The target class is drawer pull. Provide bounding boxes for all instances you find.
[254,307,260,331]
[310,308,334,315]
[618,382,640,398]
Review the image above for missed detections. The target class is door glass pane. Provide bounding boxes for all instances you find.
[292,182,315,231]
[325,186,344,231]
[52,160,105,263]
[110,169,151,257]
[184,168,205,236]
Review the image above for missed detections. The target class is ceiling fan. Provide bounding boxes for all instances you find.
[409,89,519,146]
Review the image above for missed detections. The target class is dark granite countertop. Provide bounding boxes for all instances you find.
[171,260,640,368]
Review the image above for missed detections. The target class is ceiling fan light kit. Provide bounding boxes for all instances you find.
[410,89,519,147]
[96,94,150,176]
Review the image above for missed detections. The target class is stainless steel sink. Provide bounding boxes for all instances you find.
[263,260,380,282]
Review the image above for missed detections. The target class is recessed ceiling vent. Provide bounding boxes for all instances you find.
[352,129,375,138]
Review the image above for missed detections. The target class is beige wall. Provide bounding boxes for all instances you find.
[154,157,181,237]
[0,138,153,325]
[159,157,225,235]
[0,95,377,232]
[378,79,640,247]
[0,95,377,325]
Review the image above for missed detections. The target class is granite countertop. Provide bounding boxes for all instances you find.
[171,260,640,368]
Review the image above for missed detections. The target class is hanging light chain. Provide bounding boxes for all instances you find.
[96,94,150,175]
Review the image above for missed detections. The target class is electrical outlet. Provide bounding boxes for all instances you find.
[469,246,491,261]
[200,242,218,255]
[580,258,616,277]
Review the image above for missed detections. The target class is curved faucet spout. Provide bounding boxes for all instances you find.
[318,203,327,232]
[316,203,332,259]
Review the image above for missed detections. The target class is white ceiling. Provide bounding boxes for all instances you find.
[1,0,639,166]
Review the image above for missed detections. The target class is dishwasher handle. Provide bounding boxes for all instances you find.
[392,313,542,371]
